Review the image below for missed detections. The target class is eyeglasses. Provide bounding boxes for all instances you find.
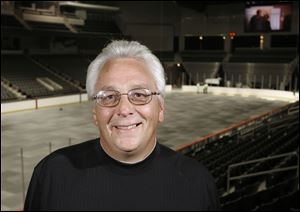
[93,88,160,107]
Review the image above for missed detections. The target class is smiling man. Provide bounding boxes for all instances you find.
[24,40,220,211]
[92,57,163,164]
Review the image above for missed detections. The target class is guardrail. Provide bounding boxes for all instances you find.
[226,151,299,192]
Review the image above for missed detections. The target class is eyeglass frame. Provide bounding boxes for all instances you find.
[92,88,161,107]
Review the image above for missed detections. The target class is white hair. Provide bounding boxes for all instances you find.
[86,40,165,102]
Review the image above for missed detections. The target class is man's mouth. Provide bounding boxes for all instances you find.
[113,122,142,130]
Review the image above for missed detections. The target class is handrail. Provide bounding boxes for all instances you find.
[229,166,298,181]
[228,151,298,168]
[226,151,298,192]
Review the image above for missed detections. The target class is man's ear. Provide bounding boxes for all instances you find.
[158,101,164,123]
[92,108,98,126]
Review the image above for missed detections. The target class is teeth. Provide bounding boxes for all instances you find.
[116,123,139,130]
[127,125,135,129]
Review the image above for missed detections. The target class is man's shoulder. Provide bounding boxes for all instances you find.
[158,143,213,180]
[158,145,221,210]
[158,143,204,166]
[35,138,99,172]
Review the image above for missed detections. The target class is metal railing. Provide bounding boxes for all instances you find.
[226,151,299,192]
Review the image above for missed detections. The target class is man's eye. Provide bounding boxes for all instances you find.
[103,95,116,100]
[107,95,115,99]
[133,93,146,98]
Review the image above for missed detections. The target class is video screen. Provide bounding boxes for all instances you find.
[245,4,292,32]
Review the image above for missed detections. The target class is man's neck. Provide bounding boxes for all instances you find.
[99,139,157,164]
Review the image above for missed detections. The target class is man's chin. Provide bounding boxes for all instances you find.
[115,139,140,153]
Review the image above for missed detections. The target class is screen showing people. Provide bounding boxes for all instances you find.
[245,4,292,32]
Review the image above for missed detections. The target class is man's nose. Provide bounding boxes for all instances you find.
[116,95,134,117]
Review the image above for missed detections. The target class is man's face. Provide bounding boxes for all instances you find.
[92,58,164,156]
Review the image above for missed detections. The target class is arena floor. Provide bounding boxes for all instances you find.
[1,92,289,210]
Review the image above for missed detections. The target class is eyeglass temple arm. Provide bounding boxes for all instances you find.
[151,92,160,95]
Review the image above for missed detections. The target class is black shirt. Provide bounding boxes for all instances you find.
[24,139,220,211]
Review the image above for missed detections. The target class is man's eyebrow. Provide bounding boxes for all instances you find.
[100,86,116,90]
[99,84,151,91]
[130,84,151,89]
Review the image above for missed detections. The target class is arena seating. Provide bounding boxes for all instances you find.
[223,48,298,88]
[1,84,18,101]
[26,21,69,31]
[1,54,80,98]
[82,12,121,34]
[179,50,226,85]
[229,48,297,63]
[180,50,226,62]
[33,54,90,88]
[182,101,299,211]
[2,45,298,101]
[1,14,24,29]
[183,62,221,84]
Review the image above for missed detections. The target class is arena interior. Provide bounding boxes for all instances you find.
[1,1,299,211]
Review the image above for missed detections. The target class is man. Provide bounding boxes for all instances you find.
[249,9,265,31]
[24,40,220,211]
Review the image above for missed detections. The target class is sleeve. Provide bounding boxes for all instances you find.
[23,165,43,211]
